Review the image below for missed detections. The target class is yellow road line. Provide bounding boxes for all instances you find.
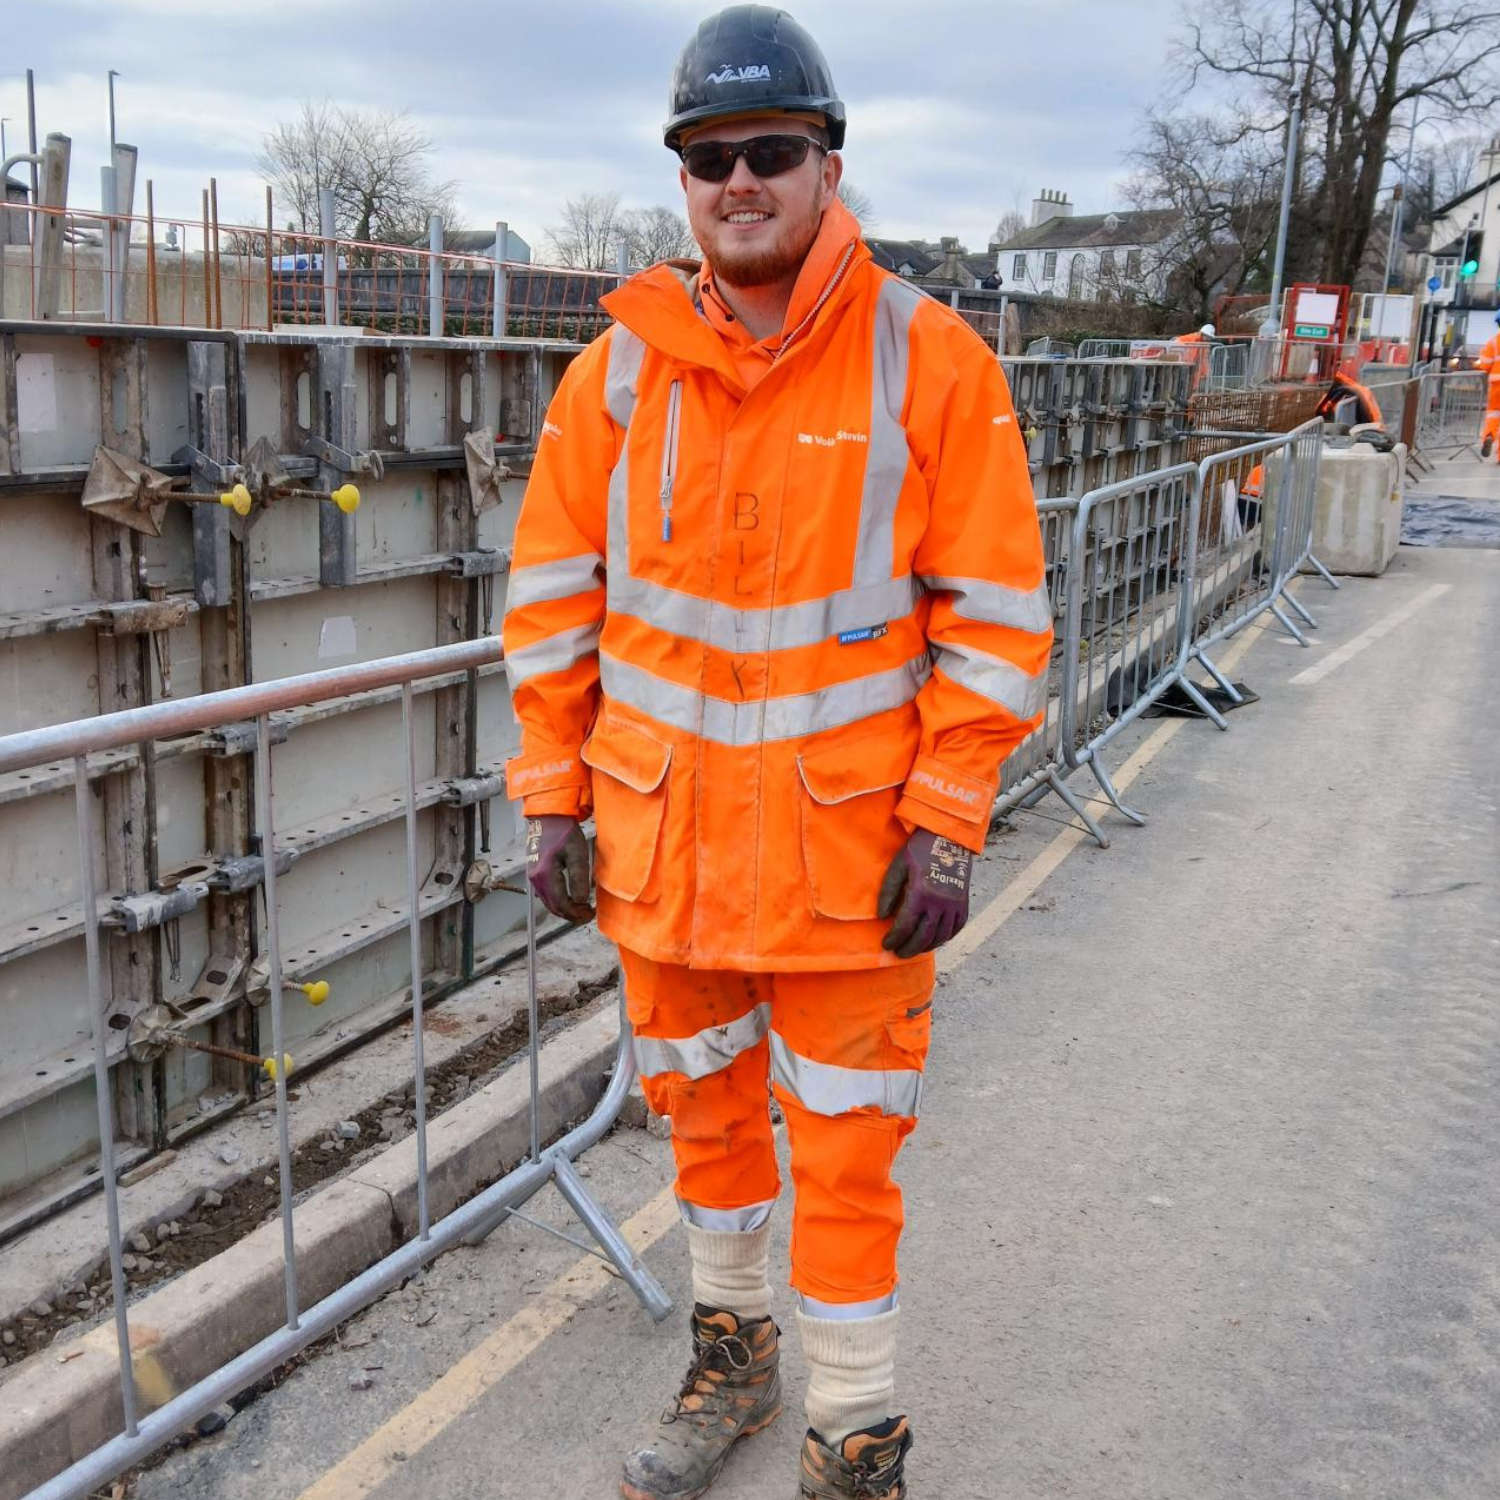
[297,613,1275,1500]
[296,1188,680,1500]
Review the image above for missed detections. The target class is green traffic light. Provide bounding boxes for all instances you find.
[1461,258,1480,276]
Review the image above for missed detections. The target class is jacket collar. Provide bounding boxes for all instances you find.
[601,200,870,388]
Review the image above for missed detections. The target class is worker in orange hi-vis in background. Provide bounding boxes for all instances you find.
[500,9,1051,1498]
[1477,310,1500,460]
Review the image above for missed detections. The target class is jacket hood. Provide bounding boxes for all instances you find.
[601,199,870,382]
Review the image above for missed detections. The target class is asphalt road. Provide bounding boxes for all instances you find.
[135,542,1500,1500]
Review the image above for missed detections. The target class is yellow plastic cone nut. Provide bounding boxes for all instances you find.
[261,1052,294,1080]
[300,980,330,1005]
[330,484,360,514]
[219,483,253,517]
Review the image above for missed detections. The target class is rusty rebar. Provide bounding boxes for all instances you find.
[145,179,158,325]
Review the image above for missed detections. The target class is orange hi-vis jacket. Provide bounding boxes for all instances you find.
[1478,332,1500,407]
[501,202,1052,970]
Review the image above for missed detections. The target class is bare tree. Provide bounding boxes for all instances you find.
[1119,110,1285,321]
[619,206,698,267]
[259,101,457,245]
[1424,131,1493,206]
[991,210,1028,246]
[1173,0,1500,287]
[545,192,624,269]
[837,181,876,227]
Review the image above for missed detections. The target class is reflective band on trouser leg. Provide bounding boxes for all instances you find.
[618,947,782,1230]
[768,960,934,1307]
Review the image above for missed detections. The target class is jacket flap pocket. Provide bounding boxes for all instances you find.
[797,733,914,806]
[581,718,672,794]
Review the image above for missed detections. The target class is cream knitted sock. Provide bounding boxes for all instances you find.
[797,1306,900,1445]
[686,1222,773,1321]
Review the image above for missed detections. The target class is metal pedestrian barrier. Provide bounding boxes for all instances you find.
[1409,370,1488,466]
[0,640,670,1500]
[1056,463,1204,825]
[1013,420,1334,835]
[993,499,1113,850]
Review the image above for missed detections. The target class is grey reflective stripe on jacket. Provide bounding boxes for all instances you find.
[920,575,1053,635]
[600,651,932,747]
[505,622,602,688]
[506,554,604,612]
[769,1032,923,1119]
[933,641,1048,721]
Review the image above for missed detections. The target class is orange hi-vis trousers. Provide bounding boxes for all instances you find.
[1484,375,1500,445]
[622,947,935,1311]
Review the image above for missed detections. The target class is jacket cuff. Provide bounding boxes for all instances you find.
[895,757,996,855]
[505,750,592,820]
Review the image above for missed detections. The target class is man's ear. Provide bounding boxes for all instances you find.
[822,150,844,209]
[679,164,689,194]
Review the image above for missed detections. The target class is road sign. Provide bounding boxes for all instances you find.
[1293,323,1331,339]
[1428,275,1443,292]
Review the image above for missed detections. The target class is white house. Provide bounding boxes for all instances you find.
[1422,139,1500,342]
[992,190,1179,303]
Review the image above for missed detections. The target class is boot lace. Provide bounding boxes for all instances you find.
[663,1331,754,1424]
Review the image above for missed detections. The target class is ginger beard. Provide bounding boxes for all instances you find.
[680,122,840,291]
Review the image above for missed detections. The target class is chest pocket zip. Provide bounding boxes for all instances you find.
[660,379,683,542]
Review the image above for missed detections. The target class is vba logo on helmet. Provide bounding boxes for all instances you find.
[707,63,772,82]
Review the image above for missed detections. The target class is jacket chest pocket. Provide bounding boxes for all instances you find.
[796,733,915,920]
[582,718,673,902]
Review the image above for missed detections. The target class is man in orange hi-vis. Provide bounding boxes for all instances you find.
[501,9,1050,1498]
[1478,311,1500,459]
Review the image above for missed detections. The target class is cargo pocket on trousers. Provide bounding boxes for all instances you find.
[581,717,673,902]
[796,733,914,920]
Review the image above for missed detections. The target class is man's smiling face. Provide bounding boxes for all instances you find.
[679,114,842,291]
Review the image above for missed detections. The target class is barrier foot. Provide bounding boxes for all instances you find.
[1196,650,1244,706]
[1271,600,1311,646]
[1284,590,1319,628]
[1086,755,1146,827]
[1047,768,1110,849]
[1306,551,1341,590]
[1177,675,1229,731]
[553,1154,674,1322]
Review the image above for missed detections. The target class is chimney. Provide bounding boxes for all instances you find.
[1030,188,1074,227]
[940,235,962,283]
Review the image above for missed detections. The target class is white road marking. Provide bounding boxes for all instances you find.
[1288,583,1450,686]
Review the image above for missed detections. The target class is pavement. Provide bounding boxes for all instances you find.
[118,529,1500,1500]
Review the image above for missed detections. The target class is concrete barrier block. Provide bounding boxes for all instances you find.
[1309,444,1406,576]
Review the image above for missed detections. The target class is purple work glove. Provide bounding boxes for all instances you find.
[877,829,973,959]
[526,815,595,925]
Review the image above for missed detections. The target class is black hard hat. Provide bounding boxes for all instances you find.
[664,6,846,153]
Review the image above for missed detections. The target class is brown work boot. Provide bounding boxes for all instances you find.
[797,1417,913,1498]
[620,1305,783,1500]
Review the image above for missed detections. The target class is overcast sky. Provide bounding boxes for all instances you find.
[7,0,1199,256]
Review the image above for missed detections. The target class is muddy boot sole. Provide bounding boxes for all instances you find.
[619,1401,784,1500]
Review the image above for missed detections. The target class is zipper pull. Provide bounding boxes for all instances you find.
[661,513,673,542]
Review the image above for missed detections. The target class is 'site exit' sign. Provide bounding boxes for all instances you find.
[1294,323,1332,339]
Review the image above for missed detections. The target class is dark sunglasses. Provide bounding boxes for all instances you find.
[680,133,826,183]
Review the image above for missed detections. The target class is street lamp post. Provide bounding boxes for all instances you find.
[107,71,120,153]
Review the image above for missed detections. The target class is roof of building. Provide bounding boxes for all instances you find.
[865,237,998,285]
[1429,171,1500,222]
[865,238,941,275]
[994,208,1179,253]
